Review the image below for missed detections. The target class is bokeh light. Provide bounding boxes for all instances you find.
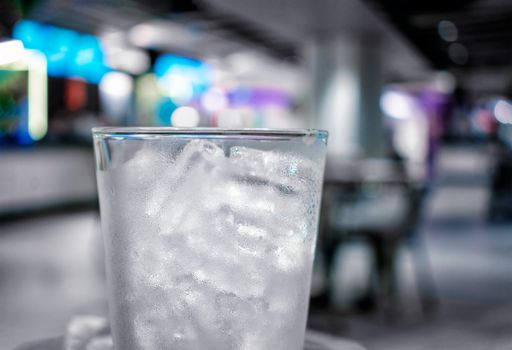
[171,106,200,127]
[494,100,512,124]
[201,88,228,113]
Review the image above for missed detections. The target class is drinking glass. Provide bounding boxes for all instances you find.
[93,127,328,349]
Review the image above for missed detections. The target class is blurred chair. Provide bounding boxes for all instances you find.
[487,142,512,222]
[317,158,437,317]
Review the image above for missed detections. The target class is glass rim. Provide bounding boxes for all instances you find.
[92,127,328,138]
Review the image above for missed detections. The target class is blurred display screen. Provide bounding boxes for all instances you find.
[13,20,110,83]
[8,21,299,132]
[0,68,30,144]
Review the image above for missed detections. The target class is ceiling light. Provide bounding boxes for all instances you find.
[448,43,468,65]
[438,20,458,42]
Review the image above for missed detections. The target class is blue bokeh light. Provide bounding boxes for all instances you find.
[13,20,110,83]
[154,54,211,101]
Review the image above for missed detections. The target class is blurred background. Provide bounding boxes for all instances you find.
[2,0,512,349]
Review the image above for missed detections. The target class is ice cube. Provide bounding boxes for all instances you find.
[85,336,113,350]
[146,140,225,218]
[229,146,322,193]
[65,316,109,350]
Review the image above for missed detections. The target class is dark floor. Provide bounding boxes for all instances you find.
[2,144,512,349]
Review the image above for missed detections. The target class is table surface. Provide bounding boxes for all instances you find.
[17,330,366,350]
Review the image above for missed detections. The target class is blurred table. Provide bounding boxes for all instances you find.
[324,158,424,184]
[0,147,97,217]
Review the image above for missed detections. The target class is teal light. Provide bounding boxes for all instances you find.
[154,54,211,104]
[13,20,110,83]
